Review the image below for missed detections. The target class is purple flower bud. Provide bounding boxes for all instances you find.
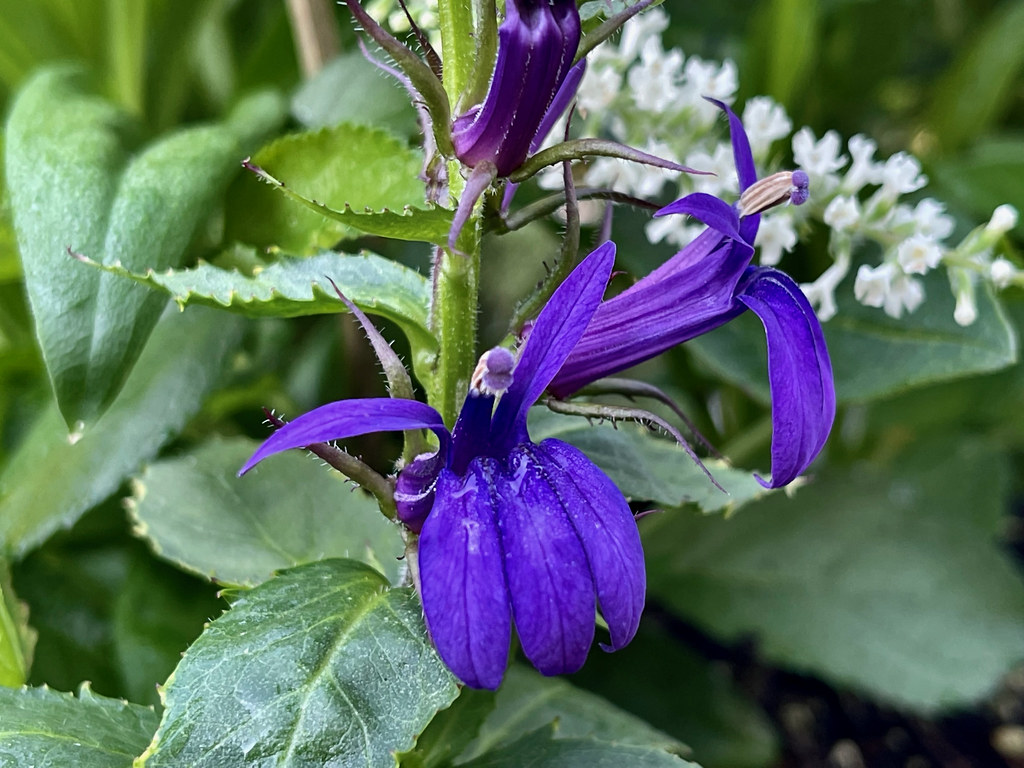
[451,0,581,176]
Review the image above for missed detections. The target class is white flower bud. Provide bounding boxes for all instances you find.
[990,258,1016,289]
[954,292,978,326]
[986,204,1019,235]
[823,195,861,232]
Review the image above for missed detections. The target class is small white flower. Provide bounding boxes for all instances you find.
[954,291,978,326]
[823,195,861,232]
[896,235,944,275]
[854,263,894,308]
[990,258,1016,289]
[884,274,925,318]
[632,140,678,198]
[577,64,623,117]
[628,37,684,113]
[986,204,1019,235]
[682,57,738,125]
[742,96,792,157]
[583,157,641,193]
[617,6,670,64]
[906,198,954,240]
[877,152,926,199]
[801,279,838,321]
[685,143,737,196]
[755,213,798,266]
[645,216,703,249]
[840,134,881,194]
[792,127,847,191]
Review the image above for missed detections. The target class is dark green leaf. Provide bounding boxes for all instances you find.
[0,684,158,767]
[291,52,416,133]
[227,124,451,252]
[927,0,1024,151]
[4,67,282,426]
[0,306,246,558]
[137,559,458,767]
[528,410,770,513]
[688,270,1018,404]
[399,688,497,768]
[460,726,699,768]
[574,625,778,768]
[931,137,1024,237]
[459,665,687,761]
[130,437,405,587]
[644,438,1024,710]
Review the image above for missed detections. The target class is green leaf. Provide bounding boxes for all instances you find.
[74,248,438,386]
[753,0,819,106]
[643,438,1024,710]
[4,67,281,427]
[528,410,771,513]
[459,666,687,761]
[931,137,1024,237]
[0,684,158,767]
[137,559,459,767]
[0,565,35,687]
[399,688,497,768]
[0,306,245,559]
[460,726,699,768]
[688,269,1018,404]
[927,0,1024,151]
[574,626,778,768]
[129,437,405,587]
[291,52,417,134]
[227,124,452,252]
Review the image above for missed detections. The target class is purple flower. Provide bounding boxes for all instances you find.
[451,0,582,176]
[240,242,645,690]
[550,100,834,488]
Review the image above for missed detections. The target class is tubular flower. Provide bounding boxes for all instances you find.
[452,0,582,176]
[240,243,645,690]
[551,100,834,488]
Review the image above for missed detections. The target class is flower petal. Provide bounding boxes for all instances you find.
[497,446,596,676]
[492,241,616,447]
[736,267,836,488]
[536,440,645,651]
[419,464,511,689]
[654,192,744,243]
[239,398,448,475]
[550,236,748,397]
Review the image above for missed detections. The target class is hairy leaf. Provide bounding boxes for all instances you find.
[137,559,458,767]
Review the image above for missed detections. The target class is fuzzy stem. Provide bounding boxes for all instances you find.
[437,0,475,107]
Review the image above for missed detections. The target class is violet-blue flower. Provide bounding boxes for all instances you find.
[550,100,834,488]
[451,0,582,176]
[240,242,644,690]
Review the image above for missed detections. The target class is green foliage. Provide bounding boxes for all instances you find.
[529,410,771,513]
[130,438,405,587]
[4,67,283,426]
[932,138,1024,237]
[645,437,1024,710]
[689,269,1018,404]
[0,307,245,558]
[0,566,35,687]
[137,559,459,767]
[226,124,452,252]
[0,684,159,767]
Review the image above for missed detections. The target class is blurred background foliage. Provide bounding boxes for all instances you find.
[1,1,1023,766]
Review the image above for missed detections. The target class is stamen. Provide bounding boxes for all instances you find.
[470,347,515,396]
[738,170,810,217]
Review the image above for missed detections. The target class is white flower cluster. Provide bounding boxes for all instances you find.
[565,7,1020,326]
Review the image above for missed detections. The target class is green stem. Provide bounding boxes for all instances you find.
[107,0,146,115]
[437,0,475,107]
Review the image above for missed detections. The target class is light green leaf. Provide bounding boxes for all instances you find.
[460,726,699,768]
[4,67,283,427]
[459,666,687,761]
[688,269,1018,404]
[644,438,1024,710]
[0,684,158,767]
[75,248,437,385]
[129,437,405,587]
[528,410,771,513]
[291,52,416,133]
[574,626,778,768]
[0,306,245,559]
[927,0,1024,151]
[0,566,35,687]
[227,123,452,252]
[137,559,459,767]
